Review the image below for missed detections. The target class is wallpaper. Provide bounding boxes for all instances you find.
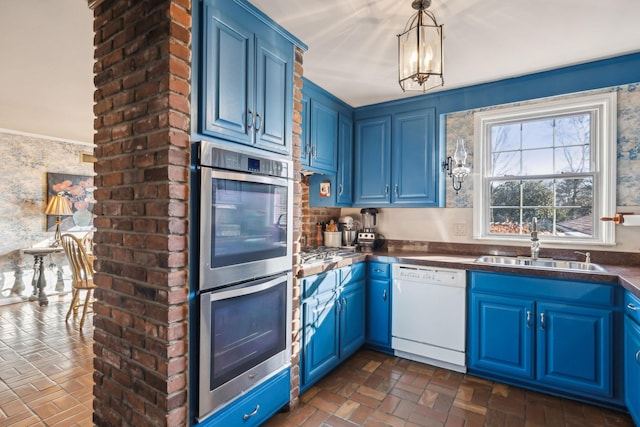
[0,130,94,301]
[445,83,640,209]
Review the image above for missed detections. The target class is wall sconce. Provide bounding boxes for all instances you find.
[45,192,73,247]
[442,138,470,194]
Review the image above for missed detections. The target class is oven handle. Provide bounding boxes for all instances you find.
[203,166,291,187]
[207,273,290,302]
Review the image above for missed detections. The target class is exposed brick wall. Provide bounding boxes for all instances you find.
[300,178,341,246]
[91,1,191,426]
[289,45,304,410]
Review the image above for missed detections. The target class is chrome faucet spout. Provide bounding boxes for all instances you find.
[530,217,539,260]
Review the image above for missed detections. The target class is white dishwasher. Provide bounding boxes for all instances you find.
[392,264,467,373]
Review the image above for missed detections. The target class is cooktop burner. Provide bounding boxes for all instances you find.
[300,246,357,265]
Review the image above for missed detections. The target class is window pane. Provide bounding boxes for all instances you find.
[492,151,520,176]
[491,123,520,152]
[555,177,593,209]
[522,180,553,207]
[555,208,593,237]
[555,113,590,147]
[522,149,554,175]
[522,118,553,150]
[490,181,521,206]
[489,208,522,234]
[554,145,590,173]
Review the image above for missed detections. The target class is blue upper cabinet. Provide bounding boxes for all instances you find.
[354,115,391,206]
[354,105,441,207]
[309,100,339,172]
[200,0,294,155]
[392,108,438,205]
[302,79,353,175]
[336,114,354,205]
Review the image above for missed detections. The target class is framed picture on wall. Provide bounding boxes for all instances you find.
[46,173,96,232]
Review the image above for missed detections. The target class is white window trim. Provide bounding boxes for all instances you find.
[472,91,617,246]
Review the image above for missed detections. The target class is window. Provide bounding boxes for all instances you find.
[473,92,617,245]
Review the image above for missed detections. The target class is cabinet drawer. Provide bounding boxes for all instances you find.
[368,262,390,279]
[206,368,290,427]
[303,269,338,299]
[626,291,640,325]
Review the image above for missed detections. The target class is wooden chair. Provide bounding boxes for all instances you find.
[80,230,94,255]
[61,234,96,329]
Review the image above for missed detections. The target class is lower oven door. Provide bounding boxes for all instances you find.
[198,272,292,421]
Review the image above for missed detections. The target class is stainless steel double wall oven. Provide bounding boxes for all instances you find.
[196,140,293,421]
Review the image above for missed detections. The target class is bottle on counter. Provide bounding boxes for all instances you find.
[315,223,323,246]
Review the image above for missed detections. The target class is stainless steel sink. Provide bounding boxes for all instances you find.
[475,255,607,272]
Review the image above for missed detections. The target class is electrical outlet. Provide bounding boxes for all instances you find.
[453,223,466,236]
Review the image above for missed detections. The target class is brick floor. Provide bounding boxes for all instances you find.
[264,350,634,427]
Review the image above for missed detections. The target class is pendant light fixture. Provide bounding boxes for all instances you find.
[398,0,444,92]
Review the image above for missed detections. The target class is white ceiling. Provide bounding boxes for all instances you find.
[1,0,639,143]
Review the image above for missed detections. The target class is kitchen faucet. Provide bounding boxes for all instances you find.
[530,217,540,260]
[575,251,591,264]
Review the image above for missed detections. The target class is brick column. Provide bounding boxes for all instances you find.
[90,1,191,425]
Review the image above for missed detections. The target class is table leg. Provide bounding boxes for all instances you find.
[28,256,41,301]
[36,256,49,306]
[55,267,64,292]
[10,266,25,296]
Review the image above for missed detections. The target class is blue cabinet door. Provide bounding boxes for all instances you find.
[340,280,366,358]
[354,116,391,205]
[468,293,535,380]
[302,293,340,388]
[536,302,612,398]
[392,108,438,206]
[254,37,291,154]
[336,114,353,206]
[202,3,254,143]
[366,278,391,349]
[309,99,338,173]
[625,316,640,425]
[301,95,310,167]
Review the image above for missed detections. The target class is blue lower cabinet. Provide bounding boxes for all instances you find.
[625,292,640,424]
[537,302,612,397]
[468,293,534,380]
[199,368,290,427]
[301,263,365,391]
[365,262,392,352]
[468,271,622,407]
[303,292,340,386]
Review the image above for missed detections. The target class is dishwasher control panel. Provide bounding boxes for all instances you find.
[393,264,466,287]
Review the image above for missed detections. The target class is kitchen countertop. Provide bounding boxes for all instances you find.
[298,249,640,298]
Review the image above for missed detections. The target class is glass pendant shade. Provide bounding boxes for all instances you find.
[398,0,444,92]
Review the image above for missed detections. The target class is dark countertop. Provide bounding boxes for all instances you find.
[298,249,640,298]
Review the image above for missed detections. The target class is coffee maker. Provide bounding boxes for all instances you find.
[358,208,378,251]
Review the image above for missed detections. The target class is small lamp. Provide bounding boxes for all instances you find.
[442,138,471,194]
[45,192,73,247]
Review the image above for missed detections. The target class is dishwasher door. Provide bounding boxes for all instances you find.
[392,265,466,372]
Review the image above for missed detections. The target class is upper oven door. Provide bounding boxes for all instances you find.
[199,167,293,290]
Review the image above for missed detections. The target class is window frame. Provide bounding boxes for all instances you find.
[472,92,617,245]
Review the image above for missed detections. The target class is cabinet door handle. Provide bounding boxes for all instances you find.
[312,145,317,159]
[540,312,546,330]
[255,112,262,131]
[526,310,531,328]
[339,184,344,195]
[247,109,254,128]
[385,184,389,195]
[628,303,640,311]
[394,184,399,197]
[242,404,260,420]
[373,269,385,273]
[635,350,640,365]
[382,289,387,301]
